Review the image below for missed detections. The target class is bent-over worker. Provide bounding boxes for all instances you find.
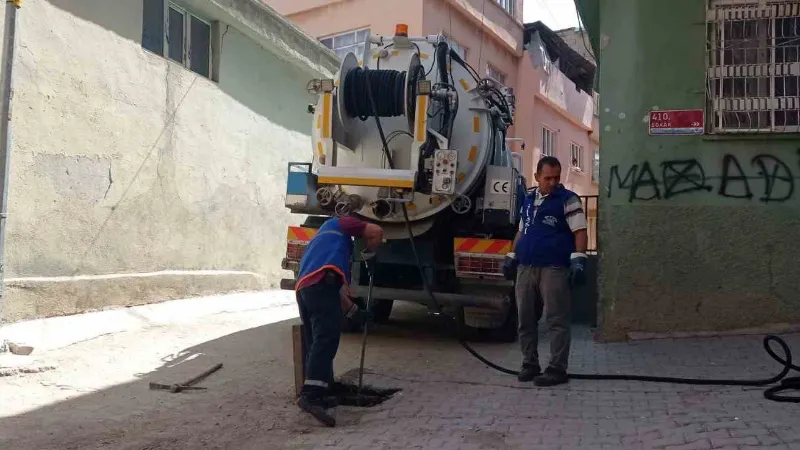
[294,216,383,426]
[503,156,588,387]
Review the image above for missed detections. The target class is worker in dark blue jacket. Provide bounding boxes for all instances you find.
[503,156,588,387]
[294,216,383,427]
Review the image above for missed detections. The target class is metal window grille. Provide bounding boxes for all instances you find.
[319,28,370,62]
[541,127,556,157]
[706,0,800,133]
[570,142,584,171]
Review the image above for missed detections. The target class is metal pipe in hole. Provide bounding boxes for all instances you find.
[358,250,377,404]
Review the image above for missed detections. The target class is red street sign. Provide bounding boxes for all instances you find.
[649,109,704,135]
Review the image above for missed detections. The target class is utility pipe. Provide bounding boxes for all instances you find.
[0,0,21,321]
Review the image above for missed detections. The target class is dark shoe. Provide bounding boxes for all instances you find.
[320,395,339,409]
[517,365,542,382]
[534,367,569,387]
[296,395,336,427]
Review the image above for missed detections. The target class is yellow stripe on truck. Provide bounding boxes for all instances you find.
[317,176,415,189]
[415,95,428,142]
[322,93,332,139]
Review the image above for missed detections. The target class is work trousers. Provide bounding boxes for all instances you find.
[515,265,572,372]
[296,272,343,395]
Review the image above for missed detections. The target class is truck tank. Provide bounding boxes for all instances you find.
[281,27,526,342]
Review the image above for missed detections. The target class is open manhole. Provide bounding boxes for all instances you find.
[329,368,401,407]
[329,381,401,407]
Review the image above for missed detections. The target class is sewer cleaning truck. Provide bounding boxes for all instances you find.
[280,25,526,342]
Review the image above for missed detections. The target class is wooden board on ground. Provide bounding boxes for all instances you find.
[292,323,305,397]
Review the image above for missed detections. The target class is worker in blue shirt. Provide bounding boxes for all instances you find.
[294,216,383,426]
[503,156,588,387]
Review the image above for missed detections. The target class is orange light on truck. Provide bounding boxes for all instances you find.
[395,24,408,37]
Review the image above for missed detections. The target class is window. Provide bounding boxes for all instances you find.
[592,148,600,183]
[320,28,370,61]
[570,142,584,171]
[141,0,213,79]
[541,127,556,157]
[496,0,514,16]
[706,1,800,133]
[486,64,507,84]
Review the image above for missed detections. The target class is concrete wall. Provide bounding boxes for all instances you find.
[1,0,338,322]
[593,0,800,340]
[266,0,523,90]
[268,0,425,40]
[422,0,522,92]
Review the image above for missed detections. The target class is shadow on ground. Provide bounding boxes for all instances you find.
[0,303,487,450]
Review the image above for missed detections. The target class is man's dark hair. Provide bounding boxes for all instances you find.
[536,156,562,174]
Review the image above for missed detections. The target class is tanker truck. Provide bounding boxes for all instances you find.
[280,26,526,342]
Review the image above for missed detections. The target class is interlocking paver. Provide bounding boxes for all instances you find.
[281,326,800,450]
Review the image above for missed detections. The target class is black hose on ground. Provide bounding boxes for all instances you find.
[361,59,800,404]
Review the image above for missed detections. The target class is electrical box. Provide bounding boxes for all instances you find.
[482,165,515,226]
[432,149,458,195]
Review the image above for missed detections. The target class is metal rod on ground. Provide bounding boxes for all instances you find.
[0,0,20,321]
[181,362,223,387]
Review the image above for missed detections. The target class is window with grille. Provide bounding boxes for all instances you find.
[541,127,556,158]
[570,142,585,171]
[486,64,507,85]
[320,28,370,61]
[592,148,600,182]
[706,1,800,133]
[141,0,214,79]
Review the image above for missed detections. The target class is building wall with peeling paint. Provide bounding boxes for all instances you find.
[0,0,338,322]
[579,0,800,341]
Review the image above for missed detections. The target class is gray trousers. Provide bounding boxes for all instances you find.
[515,265,572,372]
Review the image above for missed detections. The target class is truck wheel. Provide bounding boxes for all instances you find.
[369,299,394,324]
[458,294,518,343]
[342,316,364,334]
[487,300,518,343]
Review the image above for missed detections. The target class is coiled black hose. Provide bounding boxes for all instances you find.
[456,324,800,403]
[345,68,407,120]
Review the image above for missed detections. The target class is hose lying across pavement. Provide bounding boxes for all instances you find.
[361,66,800,405]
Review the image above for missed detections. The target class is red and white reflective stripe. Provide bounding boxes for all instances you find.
[287,226,318,243]
[453,238,512,255]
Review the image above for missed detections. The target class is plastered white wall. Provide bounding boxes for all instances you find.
[0,0,332,321]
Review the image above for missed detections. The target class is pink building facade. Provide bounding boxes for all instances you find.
[515,23,599,195]
[263,0,598,197]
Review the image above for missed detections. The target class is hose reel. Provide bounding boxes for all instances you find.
[338,52,425,132]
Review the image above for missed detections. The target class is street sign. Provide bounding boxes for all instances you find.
[649,109,704,136]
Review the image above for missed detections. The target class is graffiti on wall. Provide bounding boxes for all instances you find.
[608,152,799,203]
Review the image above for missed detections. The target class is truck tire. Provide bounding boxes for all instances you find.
[342,297,392,332]
[487,299,518,343]
[458,294,518,343]
[369,299,394,324]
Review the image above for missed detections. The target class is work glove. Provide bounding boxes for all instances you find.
[569,252,588,287]
[502,252,519,281]
[346,303,374,326]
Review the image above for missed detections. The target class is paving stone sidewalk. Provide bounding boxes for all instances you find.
[291,327,800,450]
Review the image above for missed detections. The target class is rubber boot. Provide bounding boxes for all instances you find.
[296,386,336,427]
